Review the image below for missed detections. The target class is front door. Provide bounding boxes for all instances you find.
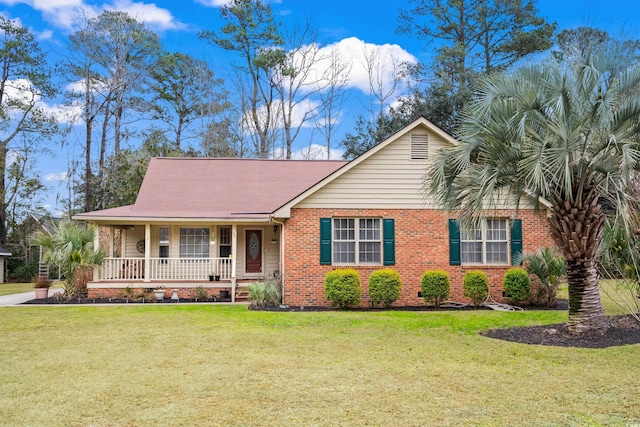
[245,230,262,273]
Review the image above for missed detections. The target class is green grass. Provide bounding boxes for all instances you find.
[0,281,62,296]
[0,302,639,426]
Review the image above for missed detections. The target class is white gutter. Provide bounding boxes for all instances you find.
[72,216,272,224]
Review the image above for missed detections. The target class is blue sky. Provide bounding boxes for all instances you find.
[1,0,640,215]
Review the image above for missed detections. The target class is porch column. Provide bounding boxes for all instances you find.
[93,222,100,281]
[144,224,151,283]
[231,224,237,302]
[108,227,114,257]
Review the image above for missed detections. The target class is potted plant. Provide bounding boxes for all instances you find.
[33,275,52,299]
[153,288,165,301]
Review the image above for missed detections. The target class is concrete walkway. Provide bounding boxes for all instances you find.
[0,288,63,306]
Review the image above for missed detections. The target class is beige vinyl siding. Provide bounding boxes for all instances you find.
[296,128,447,209]
[0,256,5,283]
[124,227,145,257]
[295,126,536,210]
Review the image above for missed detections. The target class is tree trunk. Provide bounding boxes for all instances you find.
[549,197,608,334]
[84,117,93,213]
[0,142,7,245]
[97,102,110,210]
[176,114,183,150]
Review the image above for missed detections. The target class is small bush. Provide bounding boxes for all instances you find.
[420,270,450,308]
[503,268,530,304]
[247,281,281,308]
[325,269,361,308]
[194,286,209,301]
[368,269,402,308]
[463,270,489,306]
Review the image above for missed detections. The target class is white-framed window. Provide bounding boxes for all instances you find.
[159,227,169,258]
[219,226,231,258]
[179,227,210,258]
[333,218,381,265]
[461,219,508,265]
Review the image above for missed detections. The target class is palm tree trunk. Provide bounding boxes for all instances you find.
[549,197,608,333]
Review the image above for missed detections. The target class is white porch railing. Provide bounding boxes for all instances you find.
[96,257,233,282]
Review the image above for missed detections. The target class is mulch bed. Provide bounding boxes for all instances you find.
[482,315,640,348]
[23,296,231,304]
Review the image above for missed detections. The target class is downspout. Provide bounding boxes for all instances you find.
[271,217,286,306]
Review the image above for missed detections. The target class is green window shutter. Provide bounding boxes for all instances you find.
[320,218,332,265]
[449,219,461,265]
[511,219,523,265]
[383,218,395,265]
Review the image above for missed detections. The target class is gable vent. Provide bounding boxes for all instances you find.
[411,134,429,160]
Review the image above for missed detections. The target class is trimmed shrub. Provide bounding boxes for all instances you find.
[325,269,361,308]
[503,268,530,304]
[420,270,450,308]
[369,268,402,308]
[463,270,489,306]
[247,281,281,308]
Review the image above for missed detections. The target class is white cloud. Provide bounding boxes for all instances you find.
[195,0,231,6]
[111,0,186,30]
[0,0,185,31]
[314,37,418,95]
[196,0,281,6]
[1,78,80,125]
[3,78,38,105]
[39,101,81,125]
[35,29,53,40]
[45,171,70,182]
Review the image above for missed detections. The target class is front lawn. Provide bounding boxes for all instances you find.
[0,281,62,296]
[0,305,638,426]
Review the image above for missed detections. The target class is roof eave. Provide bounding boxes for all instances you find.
[72,215,272,224]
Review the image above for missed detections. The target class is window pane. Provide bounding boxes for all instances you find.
[180,228,210,258]
[461,242,483,263]
[333,241,355,263]
[486,219,507,241]
[486,242,508,264]
[159,227,169,244]
[219,227,231,245]
[334,218,355,241]
[219,245,231,258]
[461,228,482,241]
[359,242,381,264]
[159,245,169,258]
[359,218,380,241]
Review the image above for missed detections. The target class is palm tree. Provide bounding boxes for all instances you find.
[32,221,106,297]
[429,51,640,333]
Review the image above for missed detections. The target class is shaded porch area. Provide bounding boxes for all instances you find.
[90,222,282,303]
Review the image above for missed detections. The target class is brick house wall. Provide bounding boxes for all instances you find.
[282,207,554,307]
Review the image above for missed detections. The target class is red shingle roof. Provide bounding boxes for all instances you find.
[76,158,347,221]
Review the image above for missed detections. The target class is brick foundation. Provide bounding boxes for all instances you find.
[88,286,231,300]
[282,208,554,307]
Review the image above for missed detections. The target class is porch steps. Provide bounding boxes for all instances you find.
[235,286,250,302]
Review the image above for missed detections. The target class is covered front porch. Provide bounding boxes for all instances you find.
[90,222,282,303]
